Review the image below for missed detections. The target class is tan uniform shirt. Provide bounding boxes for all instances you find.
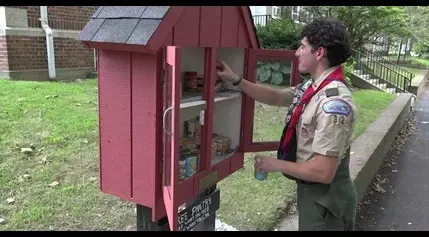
[293,66,357,166]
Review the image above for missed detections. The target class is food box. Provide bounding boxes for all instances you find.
[179,160,186,181]
[211,141,217,159]
[212,134,231,154]
[184,71,198,92]
[180,137,199,154]
[184,117,202,144]
[183,154,198,178]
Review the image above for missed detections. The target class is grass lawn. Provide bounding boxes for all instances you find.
[0,79,396,231]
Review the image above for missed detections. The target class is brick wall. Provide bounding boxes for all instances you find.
[0,36,9,70]
[8,6,98,30]
[4,35,94,71]
[1,6,98,77]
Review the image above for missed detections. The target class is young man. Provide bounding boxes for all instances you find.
[216,19,357,231]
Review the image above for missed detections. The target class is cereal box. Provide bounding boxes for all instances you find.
[184,117,202,144]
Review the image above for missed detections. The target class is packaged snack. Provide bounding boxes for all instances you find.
[184,71,198,92]
[211,142,217,159]
[180,137,199,154]
[212,134,231,154]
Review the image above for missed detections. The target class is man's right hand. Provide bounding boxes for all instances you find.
[216,60,241,84]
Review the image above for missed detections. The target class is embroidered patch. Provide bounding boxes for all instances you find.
[325,88,339,97]
[301,127,308,137]
[315,92,326,102]
[333,115,346,124]
[322,99,351,116]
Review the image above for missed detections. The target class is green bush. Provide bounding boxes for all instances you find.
[255,18,354,86]
[256,18,302,50]
[256,19,302,85]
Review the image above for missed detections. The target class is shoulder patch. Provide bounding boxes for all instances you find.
[325,88,339,97]
[322,99,351,116]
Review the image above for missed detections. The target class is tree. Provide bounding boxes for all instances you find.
[301,6,410,49]
[406,6,429,57]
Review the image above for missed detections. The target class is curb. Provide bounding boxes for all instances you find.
[350,93,413,202]
[278,93,413,231]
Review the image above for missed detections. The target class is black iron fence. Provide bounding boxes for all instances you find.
[352,48,413,93]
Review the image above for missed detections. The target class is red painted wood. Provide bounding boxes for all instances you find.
[242,49,299,153]
[130,52,158,207]
[199,7,222,47]
[239,49,249,153]
[172,6,200,47]
[201,47,217,172]
[214,156,232,180]
[230,153,245,174]
[220,6,239,47]
[239,6,259,49]
[237,15,250,48]
[153,49,167,222]
[163,46,181,231]
[291,59,301,86]
[162,32,173,47]
[176,178,195,205]
[98,49,132,200]
[147,7,186,52]
[86,42,156,54]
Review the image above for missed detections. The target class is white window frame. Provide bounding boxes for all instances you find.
[291,6,300,21]
[272,6,281,17]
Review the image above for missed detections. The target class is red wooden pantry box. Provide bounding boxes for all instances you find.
[78,6,301,231]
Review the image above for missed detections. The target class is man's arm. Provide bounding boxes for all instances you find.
[236,78,297,107]
[275,97,353,184]
[274,154,338,184]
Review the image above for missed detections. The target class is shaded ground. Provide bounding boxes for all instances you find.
[356,87,429,231]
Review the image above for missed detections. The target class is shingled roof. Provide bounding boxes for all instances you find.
[78,6,170,45]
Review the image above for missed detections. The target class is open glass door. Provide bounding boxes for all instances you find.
[241,49,301,153]
[162,46,181,231]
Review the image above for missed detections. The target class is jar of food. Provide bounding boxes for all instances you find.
[184,71,198,92]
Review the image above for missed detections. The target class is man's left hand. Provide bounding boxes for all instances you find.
[254,155,280,173]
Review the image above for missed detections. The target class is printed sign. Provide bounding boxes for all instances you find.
[177,189,220,231]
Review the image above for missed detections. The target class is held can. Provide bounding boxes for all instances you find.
[255,169,267,181]
[254,157,267,181]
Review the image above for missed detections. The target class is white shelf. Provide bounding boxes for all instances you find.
[180,90,241,109]
[211,151,235,166]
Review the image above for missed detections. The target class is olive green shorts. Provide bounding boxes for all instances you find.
[296,181,357,231]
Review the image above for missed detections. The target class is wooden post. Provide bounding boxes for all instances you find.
[136,205,170,231]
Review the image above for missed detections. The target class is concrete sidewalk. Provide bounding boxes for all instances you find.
[356,87,429,231]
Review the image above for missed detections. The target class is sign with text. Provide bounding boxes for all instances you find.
[177,189,220,231]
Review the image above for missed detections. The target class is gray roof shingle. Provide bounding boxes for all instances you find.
[78,6,171,45]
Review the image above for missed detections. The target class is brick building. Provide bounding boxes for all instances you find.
[0,6,98,81]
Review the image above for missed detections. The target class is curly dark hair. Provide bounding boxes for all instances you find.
[300,18,352,67]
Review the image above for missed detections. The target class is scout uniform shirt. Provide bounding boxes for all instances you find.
[295,66,356,165]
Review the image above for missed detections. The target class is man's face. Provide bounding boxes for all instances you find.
[295,37,324,74]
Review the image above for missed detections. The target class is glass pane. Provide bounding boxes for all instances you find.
[252,59,293,143]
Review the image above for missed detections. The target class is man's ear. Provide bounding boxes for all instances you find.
[316,47,327,61]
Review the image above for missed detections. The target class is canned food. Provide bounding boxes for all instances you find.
[254,156,267,181]
[184,155,198,178]
[254,169,267,181]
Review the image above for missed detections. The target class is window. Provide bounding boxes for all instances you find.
[291,6,300,21]
[272,6,281,16]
